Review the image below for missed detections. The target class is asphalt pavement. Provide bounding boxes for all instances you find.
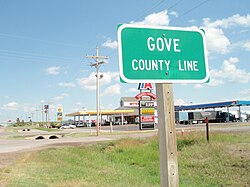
[0,122,249,154]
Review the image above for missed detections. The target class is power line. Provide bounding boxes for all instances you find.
[0,49,78,61]
[0,50,79,65]
[132,0,166,21]
[170,0,211,23]
[0,33,85,48]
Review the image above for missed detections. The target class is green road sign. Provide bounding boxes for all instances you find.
[117,24,209,83]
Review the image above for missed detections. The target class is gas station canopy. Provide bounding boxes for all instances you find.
[65,109,135,117]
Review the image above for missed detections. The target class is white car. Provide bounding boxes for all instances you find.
[60,124,76,129]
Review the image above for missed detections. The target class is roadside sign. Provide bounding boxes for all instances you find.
[141,116,155,122]
[57,112,63,117]
[57,117,62,122]
[141,108,155,115]
[135,92,157,99]
[57,107,63,122]
[117,24,209,83]
[57,107,63,113]
[139,100,155,130]
[140,101,155,107]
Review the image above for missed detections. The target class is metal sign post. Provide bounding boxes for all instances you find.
[205,117,209,143]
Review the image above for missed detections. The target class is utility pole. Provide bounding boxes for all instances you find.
[31,112,34,126]
[86,46,108,136]
[42,104,44,123]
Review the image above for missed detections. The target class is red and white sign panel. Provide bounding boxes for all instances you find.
[135,92,157,99]
[141,116,155,122]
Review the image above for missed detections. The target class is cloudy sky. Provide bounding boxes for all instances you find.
[0,0,249,122]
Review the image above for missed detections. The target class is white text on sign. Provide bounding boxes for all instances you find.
[147,37,181,52]
[130,36,200,72]
[131,59,199,71]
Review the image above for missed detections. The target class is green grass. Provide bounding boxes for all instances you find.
[178,132,250,186]
[2,131,250,187]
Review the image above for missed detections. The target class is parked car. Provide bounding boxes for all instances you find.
[60,124,76,129]
[76,122,86,127]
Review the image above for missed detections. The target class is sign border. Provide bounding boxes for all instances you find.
[117,24,209,84]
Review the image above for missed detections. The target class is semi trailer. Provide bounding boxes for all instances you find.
[175,111,236,124]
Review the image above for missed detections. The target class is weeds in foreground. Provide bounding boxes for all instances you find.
[1,131,249,187]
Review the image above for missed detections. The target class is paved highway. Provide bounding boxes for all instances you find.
[0,122,249,154]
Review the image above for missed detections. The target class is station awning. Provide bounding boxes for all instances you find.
[175,100,250,111]
[65,109,135,117]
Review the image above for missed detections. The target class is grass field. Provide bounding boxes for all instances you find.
[1,131,249,187]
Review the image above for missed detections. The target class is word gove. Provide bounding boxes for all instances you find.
[147,36,181,52]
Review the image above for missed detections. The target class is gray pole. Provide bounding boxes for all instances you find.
[86,46,109,136]
[31,113,34,126]
[238,105,242,122]
[96,48,100,135]
[42,104,44,123]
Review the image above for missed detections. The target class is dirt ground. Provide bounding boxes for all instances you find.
[227,143,250,159]
[0,152,21,169]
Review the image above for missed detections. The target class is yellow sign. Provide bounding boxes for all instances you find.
[57,117,62,122]
[57,107,63,113]
[141,108,154,114]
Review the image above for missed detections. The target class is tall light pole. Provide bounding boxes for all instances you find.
[97,74,103,128]
[86,46,108,136]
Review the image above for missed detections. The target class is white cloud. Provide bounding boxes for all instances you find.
[231,40,250,52]
[202,14,250,54]
[202,27,230,54]
[77,71,119,90]
[240,88,250,95]
[208,72,225,86]
[130,10,170,26]
[239,89,250,100]
[203,14,250,29]
[188,19,196,24]
[46,66,60,75]
[53,93,69,100]
[101,72,120,84]
[2,102,19,110]
[102,39,118,49]
[174,99,186,105]
[126,88,138,93]
[209,57,250,86]
[243,41,250,51]
[59,82,75,87]
[77,72,96,90]
[170,11,178,18]
[102,83,121,96]
[194,84,204,89]
[22,104,36,113]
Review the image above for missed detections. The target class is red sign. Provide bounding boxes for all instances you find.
[138,83,153,90]
[135,92,156,99]
[44,104,49,109]
[141,116,155,122]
